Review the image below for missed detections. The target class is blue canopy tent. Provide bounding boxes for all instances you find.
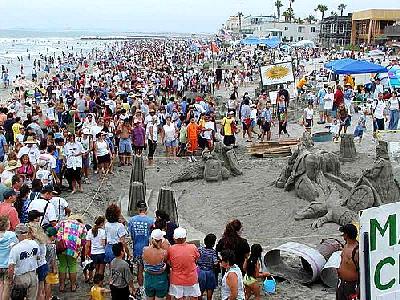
[324,58,356,70]
[327,59,388,75]
[240,37,261,45]
[259,37,281,49]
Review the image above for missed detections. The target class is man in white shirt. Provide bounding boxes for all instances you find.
[17,137,41,166]
[63,133,83,193]
[8,223,40,300]
[373,93,387,133]
[27,186,57,227]
[201,115,215,150]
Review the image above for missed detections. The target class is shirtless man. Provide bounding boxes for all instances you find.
[117,118,132,166]
[337,224,359,300]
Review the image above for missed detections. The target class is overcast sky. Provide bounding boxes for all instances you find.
[0,0,398,33]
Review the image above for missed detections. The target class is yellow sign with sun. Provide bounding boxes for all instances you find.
[260,62,294,86]
[265,65,290,80]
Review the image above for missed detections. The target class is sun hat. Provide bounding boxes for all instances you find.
[173,227,187,239]
[5,160,20,171]
[24,136,38,144]
[68,214,84,223]
[151,229,166,240]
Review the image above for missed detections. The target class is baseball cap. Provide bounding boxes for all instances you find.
[137,201,147,210]
[173,227,187,239]
[41,186,54,194]
[339,224,358,239]
[15,223,29,235]
[151,229,166,240]
[3,189,16,199]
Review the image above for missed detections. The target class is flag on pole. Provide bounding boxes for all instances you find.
[210,42,220,53]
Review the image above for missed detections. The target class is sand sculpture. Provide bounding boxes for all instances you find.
[276,132,400,227]
[128,156,179,220]
[170,142,242,184]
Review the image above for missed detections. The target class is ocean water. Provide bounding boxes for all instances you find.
[0,30,117,80]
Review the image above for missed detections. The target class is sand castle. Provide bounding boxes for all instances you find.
[276,132,400,227]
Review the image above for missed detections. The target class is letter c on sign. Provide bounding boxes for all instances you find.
[374,257,396,291]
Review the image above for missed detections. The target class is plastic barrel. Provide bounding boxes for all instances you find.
[264,242,326,284]
[320,251,341,288]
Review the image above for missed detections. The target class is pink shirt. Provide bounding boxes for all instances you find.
[167,243,200,286]
[0,203,19,231]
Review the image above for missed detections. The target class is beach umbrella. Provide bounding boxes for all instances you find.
[292,40,316,48]
[259,37,281,49]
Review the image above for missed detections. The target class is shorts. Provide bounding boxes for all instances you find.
[336,279,358,300]
[97,154,111,164]
[251,119,256,127]
[13,271,38,300]
[57,253,77,273]
[198,268,217,292]
[119,138,132,154]
[144,272,169,298]
[169,283,201,298]
[82,156,90,168]
[165,139,177,147]
[305,119,312,128]
[104,244,115,264]
[91,253,105,265]
[223,135,235,146]
[37,263,49,282]
[110,285,130,299]
[262,122,271,132]
[325,109,332,116]
[66,167,81,182]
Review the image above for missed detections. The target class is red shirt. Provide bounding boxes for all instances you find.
[334,89,344,107]
[167,243,200,286]
[0,203,19,231]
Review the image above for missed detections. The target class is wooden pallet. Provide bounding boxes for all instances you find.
[248,145,292,158]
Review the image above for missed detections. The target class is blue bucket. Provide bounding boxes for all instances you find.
[312,132,332,142]
[263,276,276,294]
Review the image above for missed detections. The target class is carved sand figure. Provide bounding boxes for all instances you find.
[170,141,242,184]
[277,133,400,227]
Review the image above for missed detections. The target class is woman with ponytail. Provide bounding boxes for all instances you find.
[216,219,250,273]
[86,216,106,278]
[142,229,169,300]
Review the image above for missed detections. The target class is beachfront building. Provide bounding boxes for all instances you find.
[240,15,319,43]
[224,16,241,32]
[384,23,400,42]
[351,9,400,45]
[319,14,352,48]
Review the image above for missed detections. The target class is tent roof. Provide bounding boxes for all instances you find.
[325,59,388,74]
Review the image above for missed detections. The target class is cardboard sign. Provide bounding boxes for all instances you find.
[260,61,294,86]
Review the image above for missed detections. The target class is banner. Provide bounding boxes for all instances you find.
[260,61,294,86]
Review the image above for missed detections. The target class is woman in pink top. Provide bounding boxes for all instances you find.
[167,227,201,299]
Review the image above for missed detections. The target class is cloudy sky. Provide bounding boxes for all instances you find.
[0,0,398,33]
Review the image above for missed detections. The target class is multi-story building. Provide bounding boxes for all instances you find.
[239,15,319,42]
[224,15,240,32]
[319,14,352,48]
[351,9,400,45]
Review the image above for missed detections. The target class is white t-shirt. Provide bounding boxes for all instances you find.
[304,108,314,120]
[38,243,47,267]
[27,198,57,225]
[163,123,176,142]
[39,153,57,169]
[105,222,127,245]
[96,140,109,157]
[374,100,386,119]
[324,93,334,110]
[17,145,41,165]
[202,121,215,140]
[63,142,83,169]
[389,98,400,111]
[8,239,39,276]
[146,123,158,142]
[50,197,69,221]
[36,169,52,186]
[86,228,106,255]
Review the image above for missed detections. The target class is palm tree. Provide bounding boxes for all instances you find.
[338,3,347,17]
[275,0,284,20]
[305,15,317,24]
[315,4,328,20]
[283,7,295,23]
[237,12,243,32]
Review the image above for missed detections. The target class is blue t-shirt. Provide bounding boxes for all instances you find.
[128,215,154,257]
[0,231,17,268]
[0,135,7,158]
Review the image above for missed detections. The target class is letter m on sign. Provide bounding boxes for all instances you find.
[370,214,397,252]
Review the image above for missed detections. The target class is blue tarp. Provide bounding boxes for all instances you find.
[240,36,281,48]
[325,59,388,74]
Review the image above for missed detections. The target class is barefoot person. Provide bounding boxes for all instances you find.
[336,224,359,300]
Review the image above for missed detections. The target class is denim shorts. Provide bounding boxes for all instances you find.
[165,139,177,147]
[104,244,115,264]
[119,138,132,154]
[91,253,105,265]
[37,263,49,282]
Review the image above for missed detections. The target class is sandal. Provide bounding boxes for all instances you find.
[59,285,65,293]
[71,284,78,292]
